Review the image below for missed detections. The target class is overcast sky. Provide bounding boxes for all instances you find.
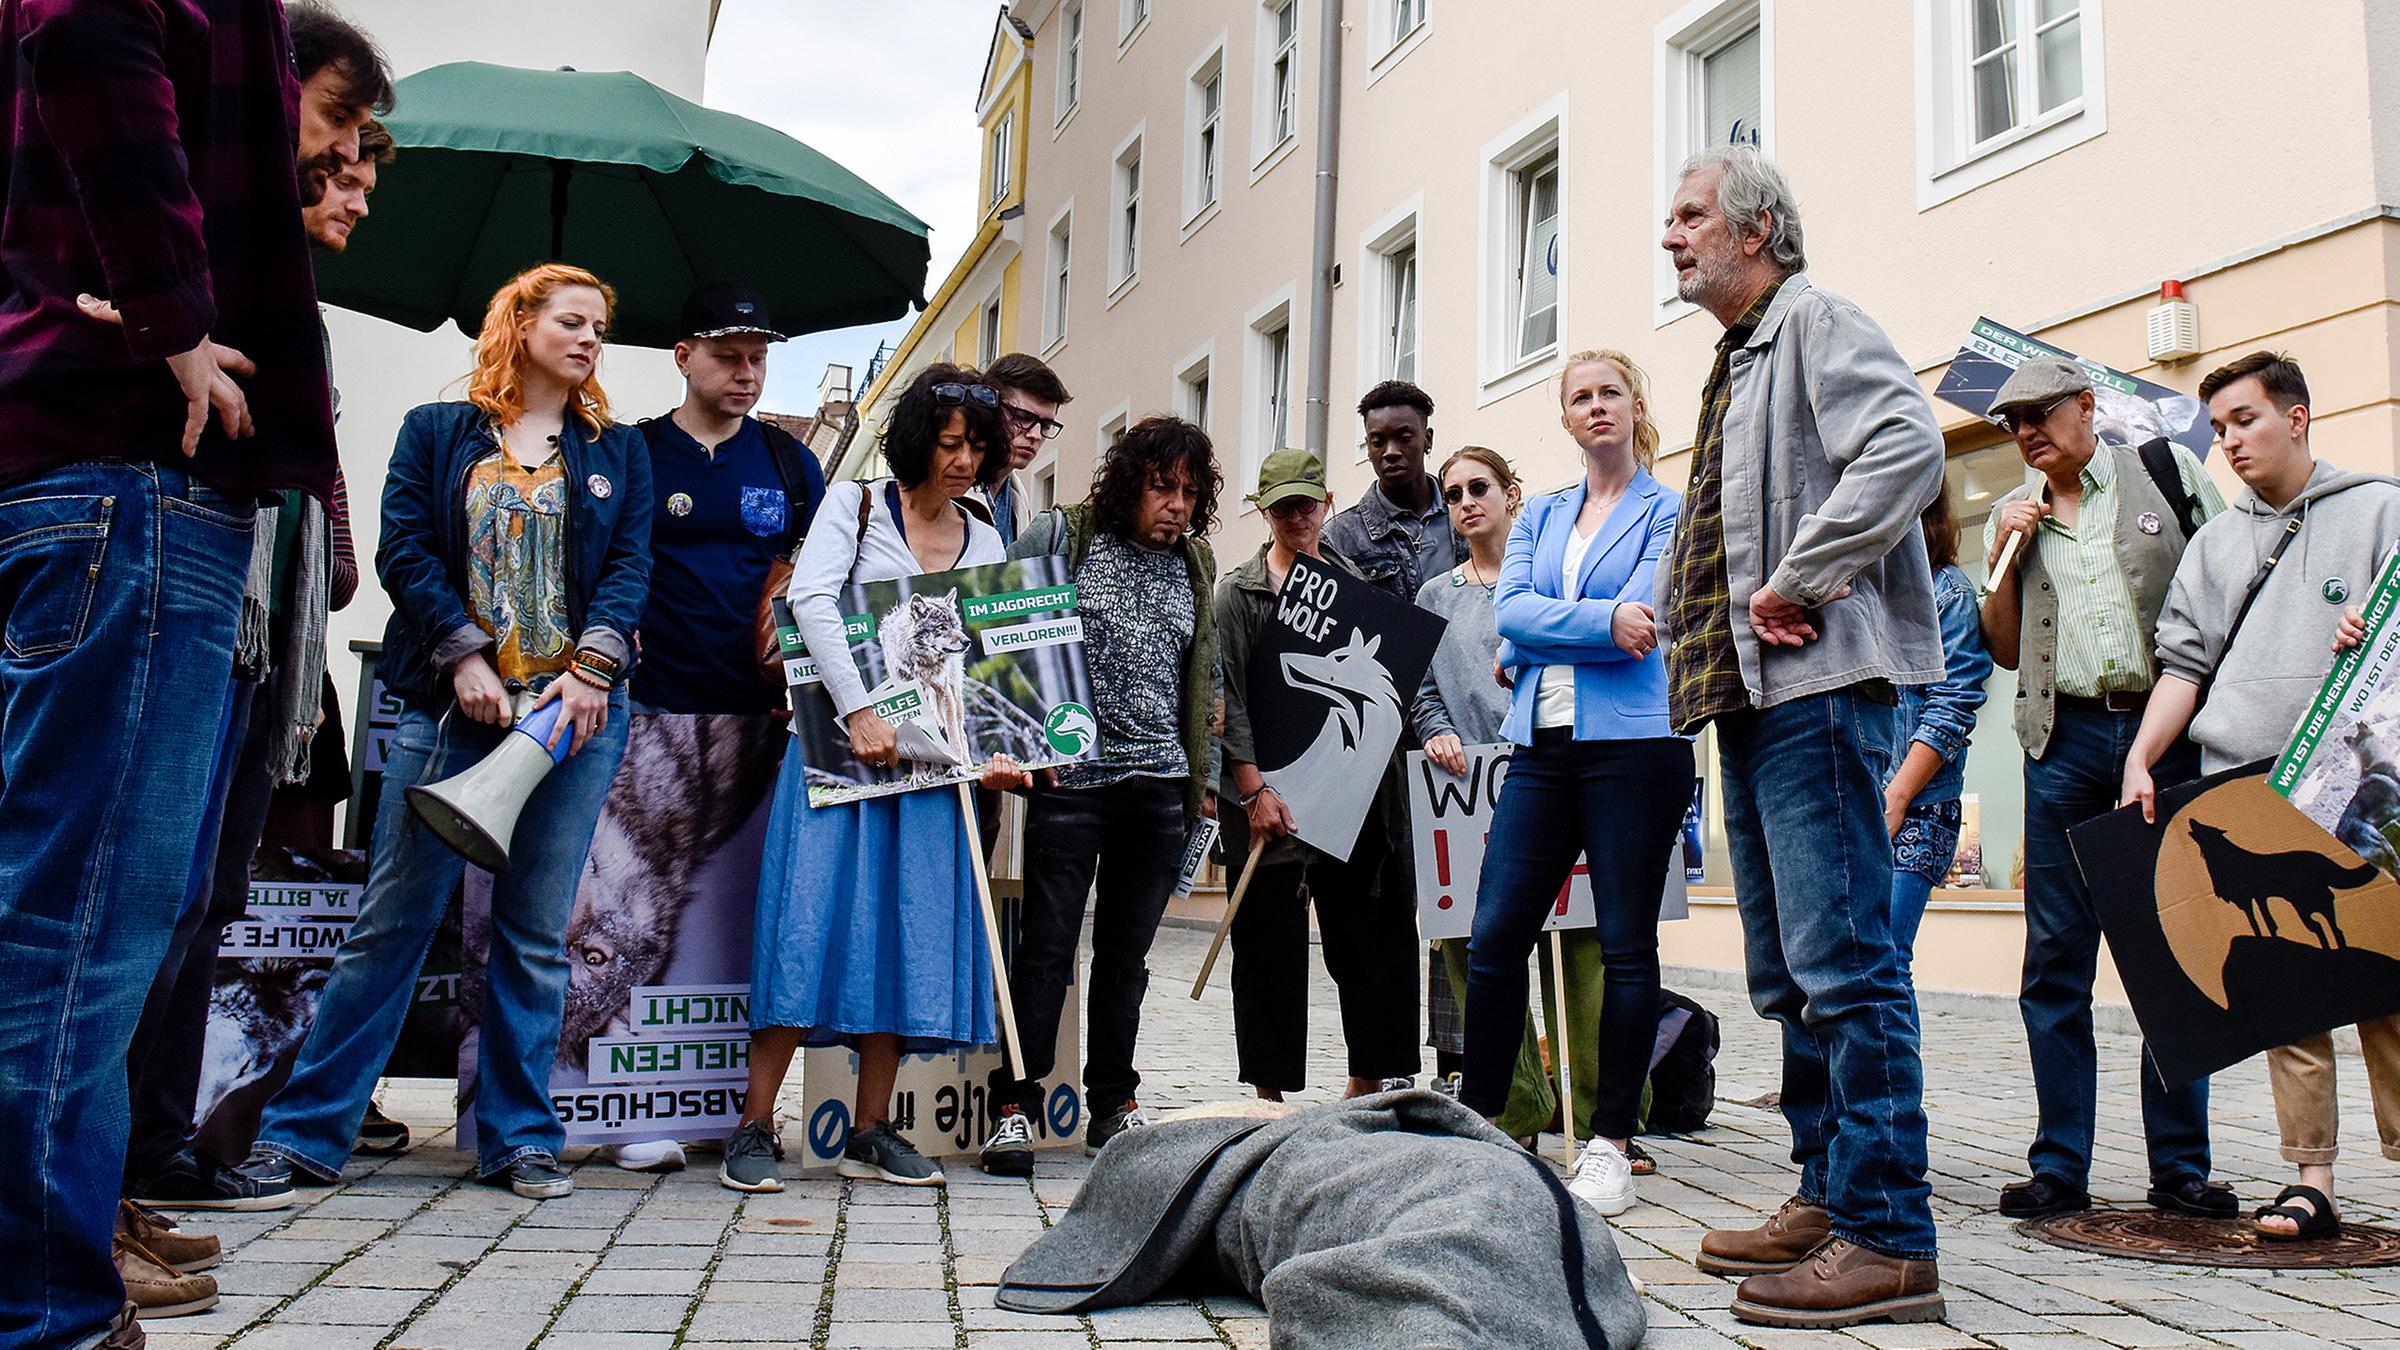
[704,1,997,414]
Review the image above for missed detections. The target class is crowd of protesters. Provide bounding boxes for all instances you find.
[5,0,2396,1342]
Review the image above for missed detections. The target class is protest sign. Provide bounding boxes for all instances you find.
[1247,554,1446,860]
[1680,779,1706,884]
[456,712,784,1148]
[2271,550,2400,880]
[781,558,1095,808]
[2072,766,2400,1084]
[1934,317,2211,462]
[798,916,1082,1171]
[193,878,359,1161]
[1406,743,1690,940]
[1174,818,1220,899]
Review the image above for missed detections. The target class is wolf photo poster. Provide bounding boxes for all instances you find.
[2072,767,2400,1084]
[780,557,1096,807]
[1934,317,2212,462]
[2272,549,2400,879]
[1247,554,1446,859]
[453,712,784,1149]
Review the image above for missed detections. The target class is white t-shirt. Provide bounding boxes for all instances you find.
[1533,523,1601,729]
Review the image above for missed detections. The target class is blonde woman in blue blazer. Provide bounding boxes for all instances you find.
[1460,350,1694,1218]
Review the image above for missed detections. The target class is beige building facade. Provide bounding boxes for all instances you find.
[992,0,2400,998]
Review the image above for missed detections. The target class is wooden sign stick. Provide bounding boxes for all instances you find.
[1980,530,2025,599]
[1550,930,1577,1171]
[1191,838,1269,999]
[957,782,1027,1075]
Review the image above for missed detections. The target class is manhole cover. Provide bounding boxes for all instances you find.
[2020,1207,2400,1268]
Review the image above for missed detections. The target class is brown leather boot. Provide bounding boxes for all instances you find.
[1730,1237,1943,1329]
[113,1233,219,1318]
[119,1199,221,1273]
[97,1300,146,1348]
[1697,1196,1831,1275]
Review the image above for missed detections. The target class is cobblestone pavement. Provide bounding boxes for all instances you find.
[147,922,2400,1349]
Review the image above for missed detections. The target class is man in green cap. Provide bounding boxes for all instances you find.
[1213,449,1421,1102]
[1979,353,2229,1222]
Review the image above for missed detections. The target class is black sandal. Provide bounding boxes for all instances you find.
[1626,1141,1656,1176]
[2254,1184,2339,1241]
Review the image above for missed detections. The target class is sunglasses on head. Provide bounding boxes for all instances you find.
[1443,478,1500,505]
[1002,401,1065,440]
[2002,393,2077,432]
[931,382,1000,410]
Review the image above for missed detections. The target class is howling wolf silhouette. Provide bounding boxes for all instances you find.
[2190,820,2376,950]
[1269,629,1402,849]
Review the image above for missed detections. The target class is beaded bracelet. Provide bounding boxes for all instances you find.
[566,663,613,691]
[569,648,621,686]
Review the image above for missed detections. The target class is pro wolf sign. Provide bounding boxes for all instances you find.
[1408,743,1691,940]
[2073,766,2400,1084]
[1248,554,1445,859]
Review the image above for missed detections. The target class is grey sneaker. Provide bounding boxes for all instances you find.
[838,1122,944,1187]
[231,1146,324,1194]
[482,1152,573,1200]
[718,1120,785,1193]
[979,1106,1036,1177]
[1084,1100,1152,1155]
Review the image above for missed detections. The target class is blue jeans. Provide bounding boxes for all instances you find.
[0,461,252,1349]
[1461,731,1693,1140]
[255,695,627,1180]
[1717,688,1935,1260]
[2021,702,2209,1189]
[1889,798,1963,972]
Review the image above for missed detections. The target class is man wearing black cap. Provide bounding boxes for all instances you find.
[621,287,824,1175]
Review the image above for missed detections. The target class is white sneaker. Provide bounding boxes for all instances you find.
[609,1139,687,1173]
[1566,1140,1636,1217]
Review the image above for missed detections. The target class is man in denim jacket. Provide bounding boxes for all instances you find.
[1657,146,1946,1331]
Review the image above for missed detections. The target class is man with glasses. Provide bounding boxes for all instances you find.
[1978,356,2229,1223]
[975,353,1073,549]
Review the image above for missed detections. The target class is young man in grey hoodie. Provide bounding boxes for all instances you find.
[2120,350,2400,1243]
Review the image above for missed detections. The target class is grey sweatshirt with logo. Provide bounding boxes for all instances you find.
[2155,461,2400,773]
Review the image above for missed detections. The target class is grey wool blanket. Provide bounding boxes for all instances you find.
[997,1091,1647,1348]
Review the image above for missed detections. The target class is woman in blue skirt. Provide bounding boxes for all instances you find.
[723,364,1026,1192]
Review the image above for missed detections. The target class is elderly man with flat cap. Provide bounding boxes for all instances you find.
[1978,355,2230,1222]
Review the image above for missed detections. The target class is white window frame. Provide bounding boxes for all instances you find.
[1253,0,1302,174]
[1098,403,1132,463]
[988,111,1014,207]
[1243,284,1298,500]
[1367,0,1430,82]
[1476,94,1567,403]
[977,289,1003,365]
[1184,43,1228,231]
[1175,342,1215,433]
[1108,125,1145,297]
[1042,199,1074,354]
[1914,0,2106,209]
[1057,1,1085,128]
[1033,460,1059,512]
[1119,0,1150,49]
[1355,195,1423,457]
[1652,0,1774,324]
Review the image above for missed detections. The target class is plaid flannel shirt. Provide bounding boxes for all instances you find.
[0,0,335,502]
[1664,278,1783,734]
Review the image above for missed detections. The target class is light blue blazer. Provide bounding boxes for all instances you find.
[1496,469,1683,744]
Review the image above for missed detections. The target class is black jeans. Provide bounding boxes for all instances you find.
[1223,789,1421,1093]
[125,672,276,1179]
[988,777,1188,1118]
[1461,731,1691,1139]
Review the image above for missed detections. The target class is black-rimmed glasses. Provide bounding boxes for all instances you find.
[1001,401,1065,440]
[932,382,1001,410]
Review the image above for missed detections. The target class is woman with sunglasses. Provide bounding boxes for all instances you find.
[1460,350,1691,1217]
[725,364,1028,1193]
[1413,446,1609,1155]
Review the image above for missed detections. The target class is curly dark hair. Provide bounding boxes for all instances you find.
[288,3,396,115]
[1357,379,1434,423]
[879,363,1010,489]
[1090,415,1223,541]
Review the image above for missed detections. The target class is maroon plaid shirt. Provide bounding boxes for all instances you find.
[0,0,335,502]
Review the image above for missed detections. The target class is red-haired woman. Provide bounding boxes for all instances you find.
[240,265,650,1201]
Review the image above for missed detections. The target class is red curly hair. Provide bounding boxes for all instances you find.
[465,263,617,434]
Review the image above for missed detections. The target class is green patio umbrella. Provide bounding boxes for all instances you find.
[314,61,930,348]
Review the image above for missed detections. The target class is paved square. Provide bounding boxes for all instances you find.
[145,924,2400,1348]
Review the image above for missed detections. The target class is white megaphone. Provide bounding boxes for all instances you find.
[406,690,577,870]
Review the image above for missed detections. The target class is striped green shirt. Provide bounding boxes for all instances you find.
[1983,442,2224,696]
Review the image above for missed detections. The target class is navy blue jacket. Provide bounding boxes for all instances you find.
[376,401,654,709]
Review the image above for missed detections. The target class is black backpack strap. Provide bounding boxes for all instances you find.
[2136,437,2204,541]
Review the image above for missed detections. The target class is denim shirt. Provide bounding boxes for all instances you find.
[1322,474,1463,602]
[1892,563,1992,805]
